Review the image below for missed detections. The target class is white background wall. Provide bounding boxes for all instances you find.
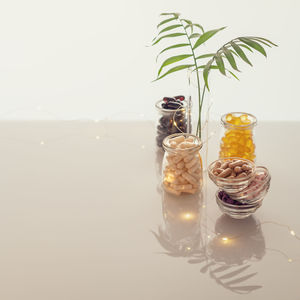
[0,0,299,121]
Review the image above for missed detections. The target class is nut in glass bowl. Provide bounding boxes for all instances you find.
[208,157,256,194]
[216,190,263,219]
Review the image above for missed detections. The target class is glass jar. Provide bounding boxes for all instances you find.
[155,98,191,148]
[219,112,257,162]
[162,133,203,196]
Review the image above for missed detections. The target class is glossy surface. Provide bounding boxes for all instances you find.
[0,121,299,299]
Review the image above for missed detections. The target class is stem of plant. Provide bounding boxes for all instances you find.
[199,85,206,133]
[179,19,202,139]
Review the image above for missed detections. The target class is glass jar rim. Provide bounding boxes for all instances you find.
[162,133,202,152]
[155,99,188,113]
[221,112,257,128]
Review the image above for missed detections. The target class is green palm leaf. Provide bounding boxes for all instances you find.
[249,38,271,47]
[193,27,226,50]
[158,24,183,35]
[154,64,194,81]
[193,24,204,33]
[195,53,215,60]
[222,47,239,71]
[182,19,193,33]
[185,23,204,33]
[181,19,192,25]
[156,43,189,61]
[160,12,180,17]
[230,49,239,56]
[185,24,193,33]
[152,33,186,45]
[238,37,267,57]
[203,59,214,90]
[230,42,253,66]
[227,70,239,80]
[157,17,177,28]
[196,65,219,70]
[190,33,201,39]
[237,44,253,52]
[215,54,226,75]
[158,54,193,76]
[246,36,278,47]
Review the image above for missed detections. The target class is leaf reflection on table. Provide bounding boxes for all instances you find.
[152,191,265,294]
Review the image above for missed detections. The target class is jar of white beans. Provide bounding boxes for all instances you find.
[162,133,203,196]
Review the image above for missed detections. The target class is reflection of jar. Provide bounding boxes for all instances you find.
[155,99,191,148]
[208,215,265,265]
[162,133,203,196]
[152,191,203,256]
[219,112,257,162]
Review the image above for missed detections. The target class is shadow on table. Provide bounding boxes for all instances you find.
[152,191,265,295]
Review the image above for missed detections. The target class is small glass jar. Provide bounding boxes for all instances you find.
[162,133,203,196]
[155,99,191,148]
[219,112,257,162]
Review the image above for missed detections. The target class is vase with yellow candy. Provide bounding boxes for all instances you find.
[219,112,257,162]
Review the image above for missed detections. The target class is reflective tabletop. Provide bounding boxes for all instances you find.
[0,121,299,299]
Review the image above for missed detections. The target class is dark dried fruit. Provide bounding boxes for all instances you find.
[218,191,245,206]
[156,96,191,147]
[163,97,176,102]
[174,95,185,101]
[166,101,182,109]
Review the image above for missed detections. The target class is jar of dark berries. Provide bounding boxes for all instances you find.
[155,96,191,148]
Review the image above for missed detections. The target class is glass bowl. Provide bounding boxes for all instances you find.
[229,166,271,203]
[208,157,256,194]
[216,190,263,219]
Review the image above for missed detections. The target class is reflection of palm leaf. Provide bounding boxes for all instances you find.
[217,265,250,280]
[200,262,215,273]
[185,254,262,295]
[231,285,262,292]
[161,252,184,258]
[152,225,262,294]
[212,265,232,273]
[151,228,177,253]
[209,265,262,294]
[188,257,206,264]
[225,272,257,285]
